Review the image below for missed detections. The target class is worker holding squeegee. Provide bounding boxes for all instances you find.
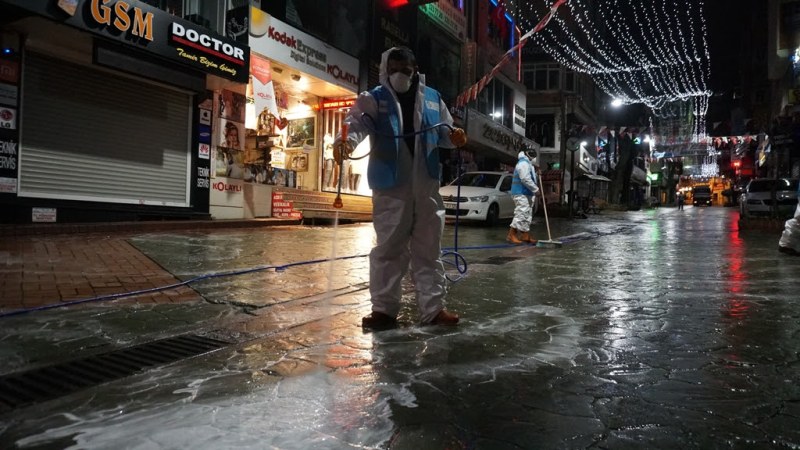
[507,147,540,245]
[333,46,467,329]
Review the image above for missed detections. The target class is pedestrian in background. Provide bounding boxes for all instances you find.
[779,184,800,256]
[507,147,539,244]
[334,46,467,328]
[677,192,685,210]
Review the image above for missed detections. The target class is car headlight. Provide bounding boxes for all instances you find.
[469,195,489,202]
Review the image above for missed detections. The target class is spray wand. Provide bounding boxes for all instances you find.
[331,121,465,209]
[332,123,349,209]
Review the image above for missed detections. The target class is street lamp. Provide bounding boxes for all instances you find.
[611,98,623,108]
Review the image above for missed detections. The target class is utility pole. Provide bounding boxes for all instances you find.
[559,94,568,206]
[569,138,576,219]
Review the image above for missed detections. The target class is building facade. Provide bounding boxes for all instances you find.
[0,0,542,223]
[0,0,249,223]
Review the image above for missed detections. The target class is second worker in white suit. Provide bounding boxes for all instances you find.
[508,149,540,244]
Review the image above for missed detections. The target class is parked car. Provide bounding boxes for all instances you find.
[740,178,799,218]
[439,171,516,225]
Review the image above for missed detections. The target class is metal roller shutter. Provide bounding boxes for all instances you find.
[20,53,191,207]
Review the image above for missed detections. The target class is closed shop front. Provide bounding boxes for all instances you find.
[0,0,249,223]
[20,53,191,207]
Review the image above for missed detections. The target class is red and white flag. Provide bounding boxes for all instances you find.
[455,0,568,107]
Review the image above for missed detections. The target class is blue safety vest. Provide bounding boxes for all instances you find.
[511,157,535,196]
[368,85,443,190]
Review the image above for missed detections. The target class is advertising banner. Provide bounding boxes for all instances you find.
[249,8,359,92]
[419,0,466,40]
[0,135,18,189]
[250,54,279,118]
[0,106,16,130]
[0,83,17,107]
[0,55,19,195]
[271,191,301,219]
[0,59,20,84]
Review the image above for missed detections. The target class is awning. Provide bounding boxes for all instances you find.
[577,174,611,182]
[540,169,563,181]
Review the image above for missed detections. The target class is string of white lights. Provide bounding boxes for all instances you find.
[529,1,706,108]
[627,0,688,99]
[510,0,711,140]
[660,0,705,93]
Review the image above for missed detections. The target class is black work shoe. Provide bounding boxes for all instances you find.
[430,309,459,326]
[362,311,398,329]
[779,246,800,256]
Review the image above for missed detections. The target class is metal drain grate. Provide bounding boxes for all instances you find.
[476,256,524,265]
[0,334,229,412]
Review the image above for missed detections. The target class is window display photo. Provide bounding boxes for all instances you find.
[220,119,244,151]
[287,150,309,172]
[218,89,246,123]
[214,148,245,179]
[286,116,315,148]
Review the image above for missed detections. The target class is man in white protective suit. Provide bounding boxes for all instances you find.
[507,148,540,245]
[778,185,800,256]
[333,46,468,329]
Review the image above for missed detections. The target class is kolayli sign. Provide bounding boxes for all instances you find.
[2,0,250,83]
[249,8,359,92]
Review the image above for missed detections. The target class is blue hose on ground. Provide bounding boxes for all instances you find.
[0,240,536,319]
[0,253,366,319]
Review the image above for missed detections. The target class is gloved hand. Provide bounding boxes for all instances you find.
[333,140,354,163]
[449,128,467,147]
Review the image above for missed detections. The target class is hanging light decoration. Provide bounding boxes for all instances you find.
[507,0,712,140]
[700,152,719,178]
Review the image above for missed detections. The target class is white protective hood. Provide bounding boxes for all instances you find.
[378,47,426,91]
[518,150,538,168]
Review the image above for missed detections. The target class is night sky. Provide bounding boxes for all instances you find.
[706,0,754,96]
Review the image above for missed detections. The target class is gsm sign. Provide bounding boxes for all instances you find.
[89,0,154,42]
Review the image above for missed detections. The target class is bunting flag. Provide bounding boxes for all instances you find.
[456,0,568,107]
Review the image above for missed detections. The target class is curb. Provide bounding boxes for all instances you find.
[0,218,303,237]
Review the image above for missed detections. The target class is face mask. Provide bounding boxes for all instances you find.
[389,72,413,93]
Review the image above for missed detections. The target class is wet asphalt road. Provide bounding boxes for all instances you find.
[1,206,799,449]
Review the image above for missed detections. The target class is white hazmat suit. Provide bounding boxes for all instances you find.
[779,203,800,255]
[334,49,459,324]
[509,151,539,239]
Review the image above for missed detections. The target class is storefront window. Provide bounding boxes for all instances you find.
[417,16,462,105]
[183,0,225,31]
[527,114,555,148]
[139,0,184,15]
[239,78,320,189]
[565,70,575,92]
[478,79,513,129]
[523,63,561,92]
[140,0,244,33]
[320,109,369,196]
